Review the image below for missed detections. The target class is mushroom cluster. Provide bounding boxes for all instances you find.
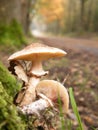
[8,43,69,115]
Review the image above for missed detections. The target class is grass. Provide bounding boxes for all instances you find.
[57,93,66,130]
[56,86,84,130]
[69,87,84,130]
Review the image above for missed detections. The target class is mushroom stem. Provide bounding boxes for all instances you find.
[16,60,49,107]
[19,77,40,107]
[31,60,43,73]
[30,60,48,77]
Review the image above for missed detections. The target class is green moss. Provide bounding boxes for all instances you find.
[0,20,26,50]
[0,82,26,130]
[0,62,27,129]
[0,61,21,97]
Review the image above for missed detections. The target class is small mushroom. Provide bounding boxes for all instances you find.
[8,43,67,107]
[36,80,69,114]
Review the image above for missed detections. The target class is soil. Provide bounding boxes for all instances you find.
[0,36,98,130]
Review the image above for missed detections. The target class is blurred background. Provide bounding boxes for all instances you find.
[0,0,98,130]
[0,0,98,36]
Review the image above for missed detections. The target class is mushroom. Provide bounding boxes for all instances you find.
[36,80,69,114]
[8,43,67,107]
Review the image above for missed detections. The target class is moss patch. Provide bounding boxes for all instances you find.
[0,61,26,130]
[0,82,26,130]
[0,20,26,54]
[0,61,21,97]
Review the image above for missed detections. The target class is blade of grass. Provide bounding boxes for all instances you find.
[58,93,73,130]
[57,93,66,130]
[69,87,83,130]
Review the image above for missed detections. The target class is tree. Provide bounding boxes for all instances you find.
[0,0,33,33]
[35,0,64,26]
[80,0,89,30]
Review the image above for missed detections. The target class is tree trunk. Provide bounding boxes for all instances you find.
[21,0,31,33]
[86,0,94,30]
[80,0,85,30]
[0,0,32,33]
[0,0,21,24]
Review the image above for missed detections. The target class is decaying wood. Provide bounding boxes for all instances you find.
[18,94,53,117]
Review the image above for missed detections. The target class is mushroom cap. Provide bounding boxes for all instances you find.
[8,43,67,61]
[36,80,69,114]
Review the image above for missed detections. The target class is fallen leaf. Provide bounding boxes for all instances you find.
[15,64,28,83]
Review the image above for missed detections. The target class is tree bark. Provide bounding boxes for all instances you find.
[80,0,85,30]
[21,0,31,33]
[0,0,32,33]
[0,0,21,24]
[86,0,94,30]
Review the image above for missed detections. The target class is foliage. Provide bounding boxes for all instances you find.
[34,0,98,34]
[36,0,64,23]
[34,0,65,33]
[0,20,26,48]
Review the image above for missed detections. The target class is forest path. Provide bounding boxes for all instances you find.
[38,36,98,56]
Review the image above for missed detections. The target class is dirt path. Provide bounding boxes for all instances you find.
[38,36,98,56]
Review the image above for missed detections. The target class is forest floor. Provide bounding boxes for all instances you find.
[0,36,98,130]
[38,36,98,130]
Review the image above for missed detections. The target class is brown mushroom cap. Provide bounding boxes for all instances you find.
[36,80,69,113]
[8,43,67,61]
